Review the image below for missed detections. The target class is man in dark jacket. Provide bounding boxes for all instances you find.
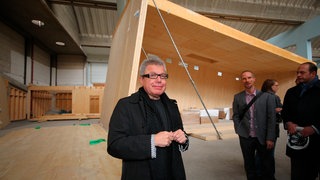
[107,55,189,180]
[282,62,320,180]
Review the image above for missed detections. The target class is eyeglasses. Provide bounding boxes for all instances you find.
[141,73,168,79]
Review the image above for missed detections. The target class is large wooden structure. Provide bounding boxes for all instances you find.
[27,85,104,120]
[100,0,309,128]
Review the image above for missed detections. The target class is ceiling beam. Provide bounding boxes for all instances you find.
[199,12,304,26]
[47,0,117,10]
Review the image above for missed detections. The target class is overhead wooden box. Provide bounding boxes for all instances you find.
[101,0,309,128]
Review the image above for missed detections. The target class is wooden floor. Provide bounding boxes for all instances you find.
[0,119,236,179]
[184,120,237,141]
[0,123,121,179]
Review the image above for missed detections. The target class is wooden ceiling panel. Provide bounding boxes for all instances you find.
[142,0,309,76]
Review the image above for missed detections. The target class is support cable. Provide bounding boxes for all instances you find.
[151,0,222,140]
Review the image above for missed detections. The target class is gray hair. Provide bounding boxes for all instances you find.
[139,54,167,76]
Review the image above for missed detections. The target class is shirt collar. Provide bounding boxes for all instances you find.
[245,89,256,96]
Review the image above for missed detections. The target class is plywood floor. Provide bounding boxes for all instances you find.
[0,119,237,179]
[0,122,121,179]
[184,120,237,141]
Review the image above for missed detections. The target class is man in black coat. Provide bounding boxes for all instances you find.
[282,62,320,180]
[107,55,189,180]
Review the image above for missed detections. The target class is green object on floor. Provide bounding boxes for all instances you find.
[89,138,106,145]
[35,126,41,129]
[79,123,91,126]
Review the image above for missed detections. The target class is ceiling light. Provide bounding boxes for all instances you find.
[178,62,188,68]
[217,72,222,76]
[31,19,44,27]
[55,41,65,46]
[235,77,240,81]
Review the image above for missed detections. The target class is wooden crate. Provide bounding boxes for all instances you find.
[27,86,104,120]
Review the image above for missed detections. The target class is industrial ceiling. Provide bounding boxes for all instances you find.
[0,0,319,62]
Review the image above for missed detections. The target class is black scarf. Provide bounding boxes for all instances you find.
[299,75,319,97]
[138,87,173,179]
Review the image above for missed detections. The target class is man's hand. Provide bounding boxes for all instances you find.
[266,140,274,150]
[154,131,174,147]
[173,129,187,144]
[300,126,315,137]
[287,122,297,134]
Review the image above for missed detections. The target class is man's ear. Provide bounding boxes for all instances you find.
[139,76,143,84]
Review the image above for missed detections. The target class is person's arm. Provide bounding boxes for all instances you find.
[266,93,276,144]
[232,94,241,132]
[281,90,291,130]
[107,100,152,160]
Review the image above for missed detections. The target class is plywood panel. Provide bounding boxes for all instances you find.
[30,91,52,118]
[9,86,27,121]
[101,0,149,129]
[90,95,100,113]
[101,0,308,129]
[0,76,9,129]
[56,93,72,112]
[144,0,309,76]
[73,86,104,114]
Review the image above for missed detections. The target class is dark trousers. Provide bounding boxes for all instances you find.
[255,139,277,177]
[239,136,274,180]
[291,157,319,180]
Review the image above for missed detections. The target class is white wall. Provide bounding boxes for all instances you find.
[0,21,25,84]
[0,21,98,87]
[87,62,108,85]
[33,46,51,85]
[57,55,86,86]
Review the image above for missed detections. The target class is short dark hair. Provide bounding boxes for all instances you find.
[301,62,318,74]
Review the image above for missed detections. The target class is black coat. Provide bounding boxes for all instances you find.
[281,79,320,158]
[107,88,188,180]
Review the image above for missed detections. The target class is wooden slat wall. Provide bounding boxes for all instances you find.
[0,76,9,129]
[9,86,27,121]
[27,86,104,119]
[56,93,72,112]
[31,91,52,118]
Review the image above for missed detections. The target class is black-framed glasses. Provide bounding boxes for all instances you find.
[141,73,168,79]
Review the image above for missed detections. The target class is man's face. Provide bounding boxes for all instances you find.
[296,64,315,84]
[139,64,167,99]
[241,71,256,90]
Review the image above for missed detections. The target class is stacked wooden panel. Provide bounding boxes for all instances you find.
[9,86,27,121]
